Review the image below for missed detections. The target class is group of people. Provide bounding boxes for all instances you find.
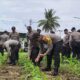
[0,26,20,65]
[0,25,80,76]
[62,27,80,60]
[26,26,80,76]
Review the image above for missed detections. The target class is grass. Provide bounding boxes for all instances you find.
[60,57,80,76]
[18,52,48,80]
[0,52,80,80]
[0,52,7,65]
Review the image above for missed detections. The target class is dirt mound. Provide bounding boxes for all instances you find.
[0,65,23,80]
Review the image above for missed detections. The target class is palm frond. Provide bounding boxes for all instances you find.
[38,9,60,32]
[38,20,47,27]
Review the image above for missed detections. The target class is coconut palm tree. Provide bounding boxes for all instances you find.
[38,9,60,32]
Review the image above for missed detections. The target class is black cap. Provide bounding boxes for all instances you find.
[64,29,68,31]
[12,26,16,30]
[50,30,55,33]
[37,29,41,33]
[27,26,32,30]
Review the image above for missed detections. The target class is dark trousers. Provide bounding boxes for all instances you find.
[30,46,40,65]
[71,41,80,60]
[0,45,4,56]
[15,46,19,61]
[47,40,62,70]
[10,45,19,64]
[62,43,71,58]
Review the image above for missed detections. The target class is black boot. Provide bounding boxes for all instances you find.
[53,68,59,76]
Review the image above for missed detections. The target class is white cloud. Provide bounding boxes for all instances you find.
[0,0,80,33]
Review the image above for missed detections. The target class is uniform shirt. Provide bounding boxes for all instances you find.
[0,33,9,45]
[26,31,33,43]
[39,34,62,55]
[69,31,80,42]
[63,33,70,46]
[49,34,62,43]
[9,32,19,41]
[4,39,19,55]
[26,30,38,46]
[26,30,39,55]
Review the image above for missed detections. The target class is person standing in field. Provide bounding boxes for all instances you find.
[9,26,20,63]
[26,26,33,58]
[35,33,63,76]
[26,26,40,65]
[62,29,71,59]
[0,31,9,56]
[37,29,41,35]
[69,27,80,60]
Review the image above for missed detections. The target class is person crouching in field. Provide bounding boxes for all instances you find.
[4,39,20,65]
[35,33,63,76]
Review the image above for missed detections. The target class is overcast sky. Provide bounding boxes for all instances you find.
[0,0,80,33]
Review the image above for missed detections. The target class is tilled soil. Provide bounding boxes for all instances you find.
[0,64,80,80]
[0,65,24,80]
[44,71,80,80]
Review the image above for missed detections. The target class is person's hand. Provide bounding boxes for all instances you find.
[39,54,45,57]
[35,57,39,62]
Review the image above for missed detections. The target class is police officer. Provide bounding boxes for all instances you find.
[37,29,41,35]
[9,26,20,61]
[9,26,19,41]
[69,27,80,60]
[26,26,33,57]
[35,33,63,76]
[0,31,9,56]
[26,26,40,65]
[62,29,71,59]
[4,39,19,65]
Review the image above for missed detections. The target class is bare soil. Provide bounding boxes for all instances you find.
[44,71,80,80]
[0,65,24,80]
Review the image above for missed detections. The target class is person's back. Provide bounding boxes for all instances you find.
[4,39,19,65]
[70,31,80,42]
[49,34,62,43]
[1,33,9,43]
[0,31,9,48]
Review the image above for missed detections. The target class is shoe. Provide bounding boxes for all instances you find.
[53,68,58,76]
[10,63,16,66]
[53,72,58,76]
[42,67,51,71]
[7,61,12,64]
